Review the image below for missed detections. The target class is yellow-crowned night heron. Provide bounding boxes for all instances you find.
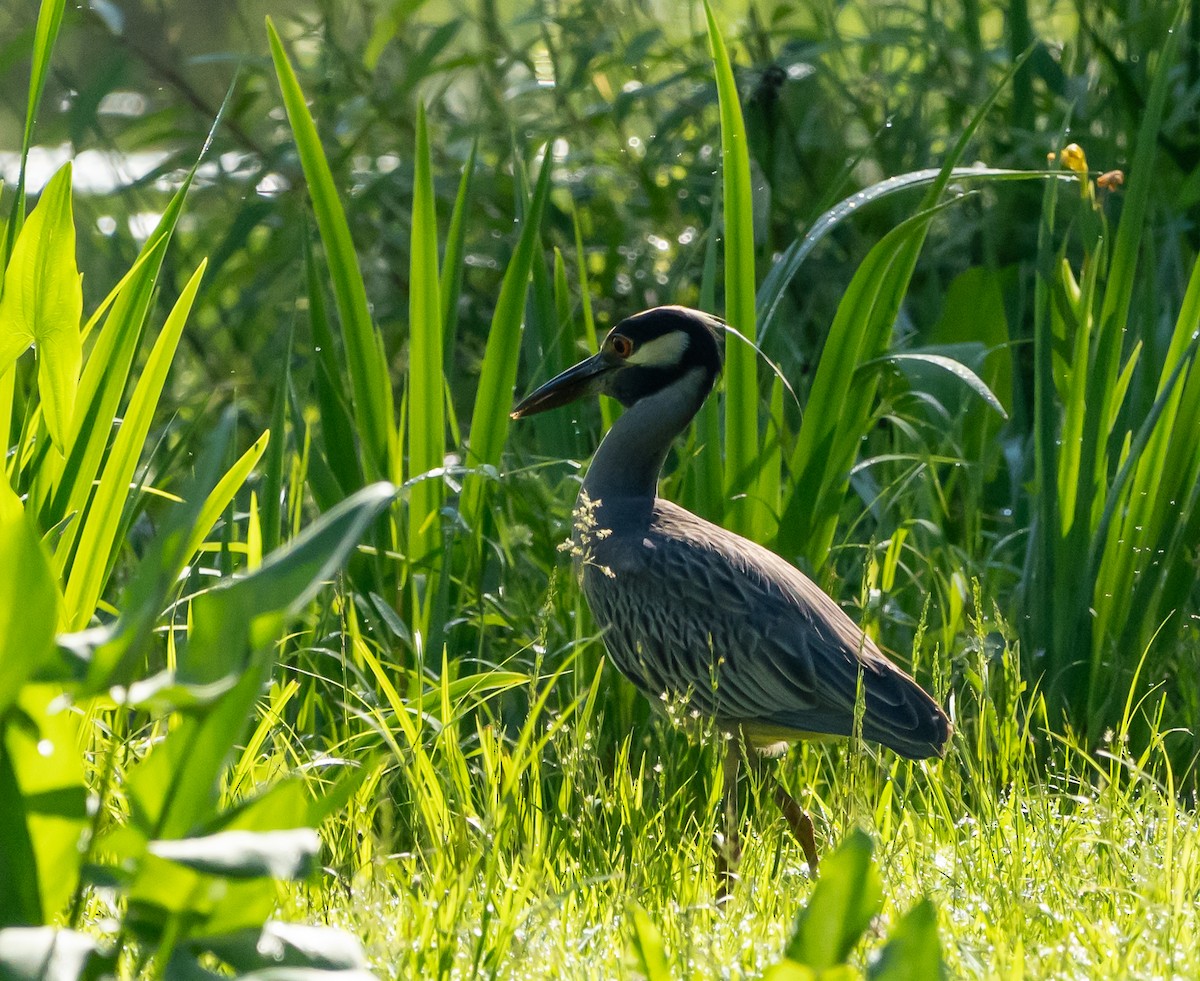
[512,306,950,878]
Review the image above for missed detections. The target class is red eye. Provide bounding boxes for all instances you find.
[611,335,634,358]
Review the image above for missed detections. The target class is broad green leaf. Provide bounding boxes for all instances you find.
[4,686,89,927]
[0,745,42,927]
[123,673,241,714]
[147,829,319,880]
[120,456,377,841]
[785,828,883,970]
[201,921,369,974]
[625,904,671,981]
[0,479,58,714]
[213,777,310,833]
[126,664,271,841]
[180,481,395,687]
[267,18,394,483]
[124,853,278,941]
[868,899,945,980]
[703,0,761,540]
[0,927,110,981]
[0,164,81,452]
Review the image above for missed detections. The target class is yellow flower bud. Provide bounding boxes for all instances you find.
[1059,143,1089,176]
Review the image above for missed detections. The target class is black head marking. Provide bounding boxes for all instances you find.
[602,306,725,407]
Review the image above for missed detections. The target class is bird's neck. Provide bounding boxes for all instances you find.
[581,367,713,503]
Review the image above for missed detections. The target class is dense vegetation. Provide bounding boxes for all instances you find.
[1,0,1198,977]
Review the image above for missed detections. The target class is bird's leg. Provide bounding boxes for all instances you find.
[769,774,820,874]
[713,742,742,898]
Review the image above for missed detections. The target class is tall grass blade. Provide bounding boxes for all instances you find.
[1025,158,1062,703]
[260,326,292,556]
[690,193,723,523]
[407,105,445,574]
[267,18,394,485]
[703,0,760,539]
[460,152,551,532]
[60,262,206,630]
[304,230,363,499]
[32,158,198,529]
[776,208,938,569]
[774,52,1031,570]
[179,429,271,572]
[3,0,66,265]
[441,138,476,367]
[758,166,1058,344]
[570,203,613,432]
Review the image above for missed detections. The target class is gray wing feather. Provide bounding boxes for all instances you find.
[580,499,948,758]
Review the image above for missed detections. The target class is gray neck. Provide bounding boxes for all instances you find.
[581,367,711,502]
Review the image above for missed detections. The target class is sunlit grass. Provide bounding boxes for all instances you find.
[277,663,1200,979]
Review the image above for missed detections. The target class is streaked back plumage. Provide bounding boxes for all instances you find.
[577,496,949,759]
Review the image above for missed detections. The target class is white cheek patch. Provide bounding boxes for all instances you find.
[626,331,690,367]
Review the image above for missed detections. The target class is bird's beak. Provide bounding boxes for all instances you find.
[510,353,611,419]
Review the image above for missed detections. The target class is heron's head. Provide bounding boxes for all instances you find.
[511,306,725,419]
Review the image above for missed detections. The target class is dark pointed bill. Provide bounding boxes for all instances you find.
[510,353,611,419]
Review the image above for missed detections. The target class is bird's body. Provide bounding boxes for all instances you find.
[576,495,946,759]
[512,305,950,878]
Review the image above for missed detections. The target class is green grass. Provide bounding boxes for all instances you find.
[1,0,1199,977]
[275,662,1200,978]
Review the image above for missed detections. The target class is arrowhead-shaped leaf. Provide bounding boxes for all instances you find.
[0,927,112,981]
[0,163,82,452]
[201,921,369,972]
[147,828,320,880]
